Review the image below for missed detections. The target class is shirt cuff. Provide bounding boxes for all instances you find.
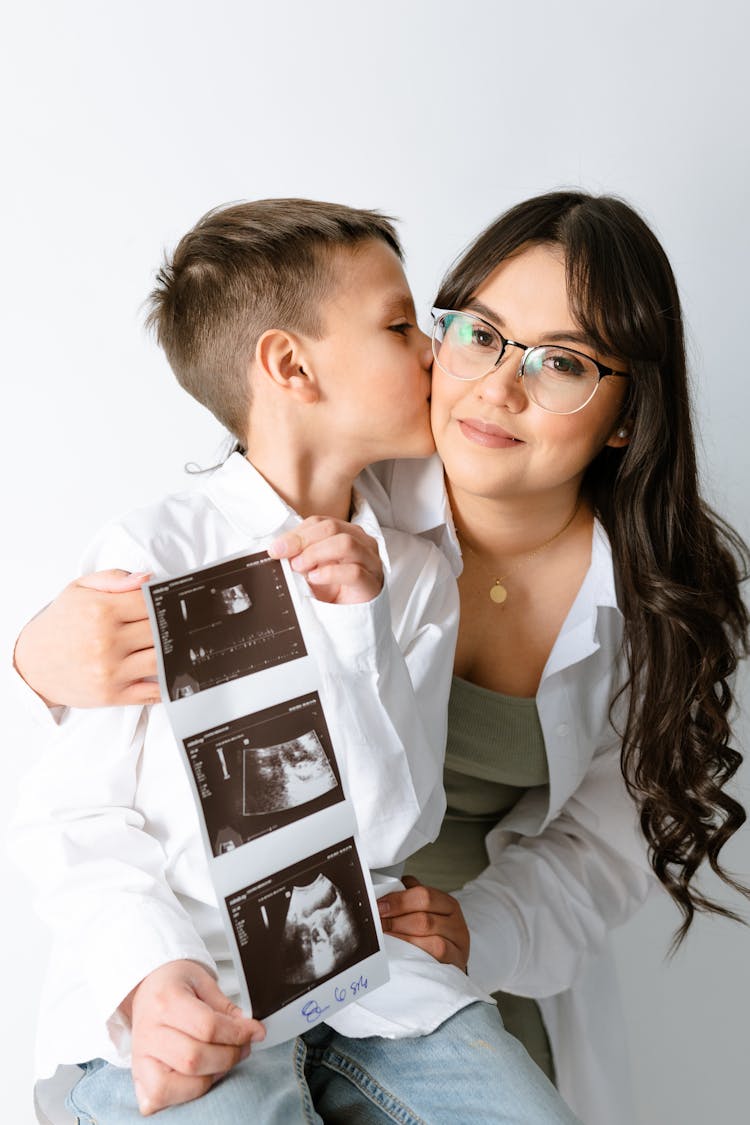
[303,583,392,670]
[453,883,524,995]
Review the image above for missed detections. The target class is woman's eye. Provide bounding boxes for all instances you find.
[470,326,496,348]
[389,322,412,336]
[541,349,586,376]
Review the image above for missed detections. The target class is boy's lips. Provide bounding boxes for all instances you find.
[457,417,525,448]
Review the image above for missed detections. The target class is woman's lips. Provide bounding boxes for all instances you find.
[457,418,524,448]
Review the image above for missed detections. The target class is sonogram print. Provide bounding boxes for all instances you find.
[182,693,343,855]
[227,840,380,1019]
[243,731,337,815]
[281,873,357,984]
[147,552,306,700]
[219,583,252,614]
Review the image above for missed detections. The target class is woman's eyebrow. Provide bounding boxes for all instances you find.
[465,301,596,349]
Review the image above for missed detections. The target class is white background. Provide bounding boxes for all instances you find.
[2,2,748,1122]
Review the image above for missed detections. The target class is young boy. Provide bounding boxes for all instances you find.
[11,200,579,1124]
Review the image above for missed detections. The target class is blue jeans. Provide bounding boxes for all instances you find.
[67,1001,581,1123]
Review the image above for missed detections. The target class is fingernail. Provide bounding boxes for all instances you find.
[306,570,323,583]
[240,1042,252,1061]
[267,537,286,558]
[134,1080,151,1115]
[377,900,390,916]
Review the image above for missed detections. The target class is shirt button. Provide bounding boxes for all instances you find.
[555,723,569,737]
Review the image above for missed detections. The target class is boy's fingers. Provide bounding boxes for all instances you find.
[267,531,304,559]
[133,1056,212,1115]
[289,535,377,574]
[134,1025,247,1077]
[156,992,255,1048]
[268,519,373,560]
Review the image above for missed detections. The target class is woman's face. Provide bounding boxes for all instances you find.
[430,242,630,506]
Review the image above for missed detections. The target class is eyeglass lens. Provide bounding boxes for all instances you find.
[433,312,600,414]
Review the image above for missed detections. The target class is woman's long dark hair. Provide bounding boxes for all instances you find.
[436,191,750,943]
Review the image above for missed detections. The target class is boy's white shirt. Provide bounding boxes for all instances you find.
[10,452,490,1080]
[13,450,658,1125]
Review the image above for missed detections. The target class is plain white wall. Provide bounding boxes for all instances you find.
[2,2,748,1121]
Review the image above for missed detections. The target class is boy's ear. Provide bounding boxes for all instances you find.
[253,329,319,403]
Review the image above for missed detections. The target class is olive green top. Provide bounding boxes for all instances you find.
[405,676,556,1083]
[407,675,548,892]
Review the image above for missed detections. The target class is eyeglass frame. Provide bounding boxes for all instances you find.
[431,307,630,415]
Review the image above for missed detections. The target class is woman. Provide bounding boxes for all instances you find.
[14,192,749,1124]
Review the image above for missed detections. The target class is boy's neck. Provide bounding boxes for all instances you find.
[243,444,356,522]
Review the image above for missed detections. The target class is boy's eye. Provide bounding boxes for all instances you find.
[389,322,412,336]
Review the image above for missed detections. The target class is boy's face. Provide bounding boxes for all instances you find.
[304,240,434,467]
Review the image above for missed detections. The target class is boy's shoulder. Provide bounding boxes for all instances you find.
[79,472,231,578]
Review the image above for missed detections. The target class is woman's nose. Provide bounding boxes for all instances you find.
[477,352,527,410]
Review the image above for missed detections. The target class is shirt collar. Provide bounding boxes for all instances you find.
[202,452,392,572]
[359,455,461,576]
[359,456,621,615]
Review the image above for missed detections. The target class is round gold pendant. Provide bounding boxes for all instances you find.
[490,582,508,604]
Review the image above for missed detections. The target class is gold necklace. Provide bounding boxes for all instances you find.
[457,501,581,605]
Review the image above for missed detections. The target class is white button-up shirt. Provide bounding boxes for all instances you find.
[11,453,489,1079]
[360,455,656,1125]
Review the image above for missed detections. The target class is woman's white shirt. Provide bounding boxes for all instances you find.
[360,455,656,1125]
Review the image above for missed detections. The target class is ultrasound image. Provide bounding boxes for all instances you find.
[227,840,379,1018]
[147,553,306,700]
[243,731,337,815]
[281,873,358,984]
[183,693,344,855]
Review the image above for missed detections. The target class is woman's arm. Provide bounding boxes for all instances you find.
[378,743,653,993]
[452,743,653,997]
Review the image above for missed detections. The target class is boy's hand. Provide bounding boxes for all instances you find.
[124,959,265,1116]
[13,570,160,708]
[377,876,471,972]
[268,517,383,605]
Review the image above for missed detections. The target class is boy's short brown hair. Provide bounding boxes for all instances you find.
[145,198,402,440]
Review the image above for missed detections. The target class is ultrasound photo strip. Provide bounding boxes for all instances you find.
[144,550,389,1045]
[182,692,345,857]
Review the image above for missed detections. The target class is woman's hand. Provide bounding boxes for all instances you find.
[13,570,160,708]
[377,876,470,972]
[268,516,383,605]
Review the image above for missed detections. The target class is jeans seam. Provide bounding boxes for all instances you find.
[293,1034,320,1124]
[319,1046,429,1125]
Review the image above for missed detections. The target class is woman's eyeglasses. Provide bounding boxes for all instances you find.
[431,308,629,416]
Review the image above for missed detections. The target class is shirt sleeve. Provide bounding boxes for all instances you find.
[8,520,217,1058]
[9,701,217,1049]
[302,532,459,869]
[453,737,655,998]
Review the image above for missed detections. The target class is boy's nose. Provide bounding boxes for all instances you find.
[416,327,432,369]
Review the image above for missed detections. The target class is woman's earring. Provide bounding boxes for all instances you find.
[617,428,628,438]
